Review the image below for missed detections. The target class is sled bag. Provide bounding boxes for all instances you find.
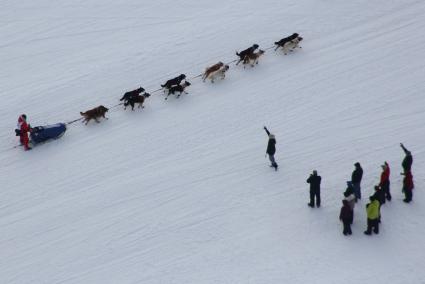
[30,123,67,144]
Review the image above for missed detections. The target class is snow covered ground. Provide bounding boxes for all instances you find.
[1,0,425,283]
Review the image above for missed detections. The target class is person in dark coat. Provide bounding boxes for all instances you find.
[351,162,363,201]
[372,185,385,205]
[340,199,353,235]
[307,170,321,208]
[379,162,391,202]
[264,126,278,170]
[343,186,355,224]
[400,143,413,174]
[402,170,414,203]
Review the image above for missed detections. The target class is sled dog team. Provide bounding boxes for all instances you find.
[75,33,303,124]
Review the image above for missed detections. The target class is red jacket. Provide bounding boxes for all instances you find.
[379,166,390,186]
[18,116,30,134]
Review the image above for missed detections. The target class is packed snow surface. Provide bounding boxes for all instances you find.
[1,0,425,283]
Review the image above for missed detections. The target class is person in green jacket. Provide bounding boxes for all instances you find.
[364,196,380,235]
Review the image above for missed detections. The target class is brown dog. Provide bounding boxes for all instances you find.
[206,64,230,83]
[202,62,224,82]
[80,105,109,125]
[243,49,265,68]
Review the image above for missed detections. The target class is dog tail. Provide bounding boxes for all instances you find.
[236,51,240,56]
[161,84,165,87]
[80,112,85,116]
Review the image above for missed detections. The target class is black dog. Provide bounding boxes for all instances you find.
[274,33,299,51]
[161,74,186,89]
[236,44,259,65]
[120,87,145,101]
[124,93,151,110]
[165,81,191,100]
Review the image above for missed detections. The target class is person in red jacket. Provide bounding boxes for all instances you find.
[379,162,391,202]
[402,171,414,203]
[17,114,32,151]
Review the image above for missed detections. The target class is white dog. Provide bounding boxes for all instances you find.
[281,37,303,55]
[208,64,229,83]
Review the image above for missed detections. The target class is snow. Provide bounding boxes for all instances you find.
[1,0,425,283]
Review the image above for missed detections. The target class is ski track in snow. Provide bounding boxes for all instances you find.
[1,0,425,283]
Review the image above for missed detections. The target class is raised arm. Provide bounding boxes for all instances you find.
[264,126,270,136]
[400,143,409,154]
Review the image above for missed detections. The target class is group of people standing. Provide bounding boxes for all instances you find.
[338,143,414,236]
[262,131,415,237]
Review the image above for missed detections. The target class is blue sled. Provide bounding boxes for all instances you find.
[30,123,67,145]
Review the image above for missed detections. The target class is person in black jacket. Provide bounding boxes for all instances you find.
[339,199,353,235]
[307,170,321,208]
[264,126,278,170]
[400,143,413,174]
[351,162,363,201]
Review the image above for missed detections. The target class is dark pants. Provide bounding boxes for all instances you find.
[342,220,352,235]
[404,187,412,202]
[365,218,379,234]
[381,180,391,201]
[268,154,278,169]
[309,189,320,207]
[353,182,361,200]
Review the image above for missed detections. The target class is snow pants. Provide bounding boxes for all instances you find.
[381,180,391,201]
[309,189,320,207]
[365,218,379,234]
[404,187,412,202]
[342,220,352,235]
[20,133,30,150]
[353,182,361,200]
[268,154,278,168]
